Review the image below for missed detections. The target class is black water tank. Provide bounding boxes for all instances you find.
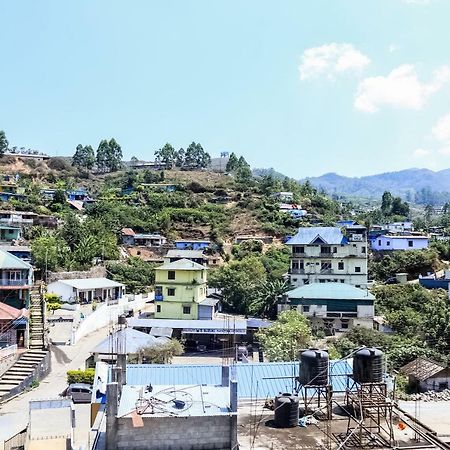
[353,347,383,383]
[274,393,299,428]
[299,349,329,386]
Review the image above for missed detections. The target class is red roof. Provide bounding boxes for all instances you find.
[0,302,28,320]
[122,228,135,236]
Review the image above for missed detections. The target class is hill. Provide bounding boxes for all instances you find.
[303,168,450,202]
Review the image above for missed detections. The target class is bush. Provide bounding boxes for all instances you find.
[67,369,95,385]
[48,157,72,171]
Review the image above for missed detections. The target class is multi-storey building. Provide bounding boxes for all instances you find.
[154,259,216,320]
[286,225,368,289]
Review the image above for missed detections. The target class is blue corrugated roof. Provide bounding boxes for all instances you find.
[123,360,352,399]
[286,227,345,245]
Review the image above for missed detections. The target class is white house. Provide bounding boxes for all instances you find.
[47,277,125,303]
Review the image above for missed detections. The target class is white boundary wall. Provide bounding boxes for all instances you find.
[71,293,153,345]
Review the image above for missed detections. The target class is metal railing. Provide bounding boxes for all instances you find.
[0,279,28,286]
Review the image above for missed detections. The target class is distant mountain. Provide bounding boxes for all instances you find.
[303,168,450,201]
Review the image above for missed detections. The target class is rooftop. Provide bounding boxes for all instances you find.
[121,227,135,236]
[117,384,231,418]
[122,360,352,399]
[0,302,28,320]
[174,239,211,243]
[401,357,447,381]
[286,227,345,246]
[155,258,206,271]
[50,277,125,289]
[287,282,375,300]
[165,249,206,259]
[0,249,32,269]
[91,328,169,354]
[381,235,428,239]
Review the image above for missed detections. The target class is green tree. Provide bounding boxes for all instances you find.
[381,191,393,214]
[209,256,267,314]
[107,138,123,172]
[72,144,95,170]
[175,148,185,167]
[250,279,291,318]
[256,310,311,361]
[106,257,155,293]
[60,212,82,251]
[155,143,176,166]
[226,152,239,172]
[391,196,409,216]
[31,235,69,272]
[184,142,211,169]
[0,130,8,156]
[96,139,109,173]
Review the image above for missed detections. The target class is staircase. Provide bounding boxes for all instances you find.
[29,284,46,350]
[0,349,48,401]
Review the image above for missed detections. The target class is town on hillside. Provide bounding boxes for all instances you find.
[0,135,449,449]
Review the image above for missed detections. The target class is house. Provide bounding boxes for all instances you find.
[102,369,238,450]
[164,249,208,266]
[0,191,27,202]
[0,210,37,228]
[286,225,368,289]
[401,357,450,392]
[47,278,125,304]
[0,249,33,310]
[279,204,307,219]
[121,228,167,247]
[273,191,294,202]
[279,283,374,334]
[68,189,90,201]
[371,235,429,251]
[0,302,28,347]
[88,327,169,365]
[0,245,31,262]
[174,239,211,251]
[385,221,414,233]
[154,259,216,320]
[0,226,21,242]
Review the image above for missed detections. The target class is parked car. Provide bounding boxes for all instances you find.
[64,383,93,403]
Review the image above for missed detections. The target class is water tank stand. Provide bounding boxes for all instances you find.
[300,384,333,421]
[343,380,394,448]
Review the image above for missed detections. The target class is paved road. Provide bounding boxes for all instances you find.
[0,326,110,447]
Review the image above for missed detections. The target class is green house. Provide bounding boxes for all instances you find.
[0,226,21,242]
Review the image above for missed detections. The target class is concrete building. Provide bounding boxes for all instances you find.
[371,234,429,251]
[47,277,125,304]
[104,374,238,450]
[154,259,212,320]
[164,249,208,266]
[121,228,167,247]
[0,225,21,242]
[279,283,375,334]
[174,239,211,250]
[286,225,368,289]
[385,221,414,233]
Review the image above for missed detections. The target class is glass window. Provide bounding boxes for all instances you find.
[361,246,366,253]
[303,306,310,312]
[408,240,414,247]
[156,305,161,313]
[183,306,191,314]
[167,288,176,296]
[355,266,361,273]
[338,262,344,270]
[168,271,176,280]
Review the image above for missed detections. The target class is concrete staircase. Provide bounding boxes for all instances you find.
[0,350,48,401]
[29,285,46,350]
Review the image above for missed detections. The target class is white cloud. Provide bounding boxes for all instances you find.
[299,43,370,81]
[412,148,430,158]
[354,64,450,113]
[437,147,450,155]
[432,114,450,143]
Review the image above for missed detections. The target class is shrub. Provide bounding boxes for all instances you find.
[67,369,95,385]
[48,157,72,171]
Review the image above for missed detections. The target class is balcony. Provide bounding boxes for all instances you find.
[0,279,29,287]
[290,268,305,274]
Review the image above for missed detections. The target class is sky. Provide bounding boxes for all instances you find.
[1,0,450,178]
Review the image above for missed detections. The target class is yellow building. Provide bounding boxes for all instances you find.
[154,259,213,320]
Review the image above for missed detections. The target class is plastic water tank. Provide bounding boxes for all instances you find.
[299,349,329,386]
[274,393,299,428]
[353,347,383,383]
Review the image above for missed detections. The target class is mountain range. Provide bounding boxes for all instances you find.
[254,167,450,202]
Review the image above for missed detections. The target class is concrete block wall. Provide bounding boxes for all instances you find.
[115,415,233,450]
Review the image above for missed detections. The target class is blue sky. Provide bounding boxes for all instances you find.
[1,0,450,178]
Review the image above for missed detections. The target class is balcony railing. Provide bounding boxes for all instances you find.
[290,268,305,274]
[0,279,28,287]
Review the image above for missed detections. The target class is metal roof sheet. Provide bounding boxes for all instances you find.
[0,248,32,269]
[155,258,206,271]
[128,318,247,333]
[52,277,125,289]
[286,227,345,245]
[166,249,206,259]
[287,283,375,300]
[122,360,352,399]
[401,357,446,381]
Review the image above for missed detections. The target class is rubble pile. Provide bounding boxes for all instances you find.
[409,389,450,402]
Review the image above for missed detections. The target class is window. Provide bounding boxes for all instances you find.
[355,285,360,288]
[168,271,176,280]
[167,288,176,296]
[155,286,163,295]
[156,305,161,313]
[361,246,366,253]
[183,306,191,314]
[378,239,381,246]
[321,246,331,254]
[408,240,414,247]
[340,279,345,283]
[8,229,14,234]
[321,261,331,271]
[299,260,304,270]
[293,246,305,254]
[355,266,361,273]
[292,260,299,270]
[341,323,349,329]
[333,247,337,253]
[338,262,344,270]
[386,241,390,246]
[8,271,21,281]
[303,306,310,312]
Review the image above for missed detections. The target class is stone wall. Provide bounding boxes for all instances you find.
[47,266,107,283]
[116,415,233,450]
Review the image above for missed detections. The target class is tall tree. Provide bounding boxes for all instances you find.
[107,138,123,172]
[175,148,185,167]
[0,130,8,156]
[155,143,176,166]
[381,191,393,214]
[72,144,95,170]
[96,140,109,173]
[184,142,211,169]
[226,152,239,172]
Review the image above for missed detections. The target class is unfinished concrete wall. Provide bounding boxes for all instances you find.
[115,415,234,450]
[47,266,107,283]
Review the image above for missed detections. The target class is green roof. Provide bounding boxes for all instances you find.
[287,283,374,301]
[156,258,206,271]
[0,248,32,269]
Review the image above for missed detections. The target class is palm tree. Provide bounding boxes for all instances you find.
[250,279,291,319]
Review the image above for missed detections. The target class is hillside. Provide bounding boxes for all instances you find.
[303,168,450,202]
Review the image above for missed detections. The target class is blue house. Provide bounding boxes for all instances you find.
[371,235,429,251]
[174,239,211,250]
[68,189,90,201]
